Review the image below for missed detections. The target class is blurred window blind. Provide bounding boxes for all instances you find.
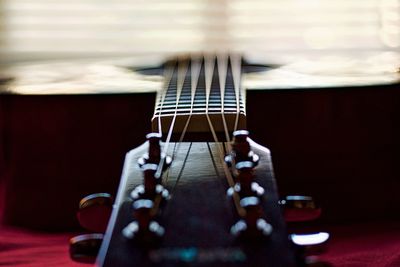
[0,0,399,61]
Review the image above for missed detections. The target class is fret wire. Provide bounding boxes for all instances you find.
[154,54,245,139]
[176,58,188,106]
[191,55,202,116]
[230,54,242,131]
[156,60,176,136]
[155,58,183,179]
[217,53,232,144]
[217,53,227,108]
[174,56,196,149]
[204,54,215,115]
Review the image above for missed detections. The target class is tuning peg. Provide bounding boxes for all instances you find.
[290,232,331,267]
[278,195,321,222]
[290,232,330,255]
[77,193,113,233]
[122,220,165,247]
[69,233,103,263]
[138,133,172,171]
[228,130,259,167]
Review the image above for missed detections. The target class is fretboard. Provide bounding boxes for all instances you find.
[151,54,246,140]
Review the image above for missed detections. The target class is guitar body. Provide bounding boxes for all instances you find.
[98,141,295,267]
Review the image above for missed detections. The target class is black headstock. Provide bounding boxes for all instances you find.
[89,131,296,267]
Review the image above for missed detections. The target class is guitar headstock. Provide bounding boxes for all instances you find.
[82,130,296,266]
[69,54,332,266]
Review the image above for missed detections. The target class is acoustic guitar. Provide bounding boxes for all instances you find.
[68,54,329,267]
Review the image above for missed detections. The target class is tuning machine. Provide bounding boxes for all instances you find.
[122,220,165,241]
[121,133,171,246]
[226,161,265,198]
[279,195,321,223]
[130,163,170,201]
[77,193,113,233]
[70,192,113,263]
[289,232,332,267]
[280,195,332,266]
[230,215,273,240]
[70,233,104,264]
[230,195,273,240]
[225,130,259,168]
[122,197,165,245]
[138,132,172,171]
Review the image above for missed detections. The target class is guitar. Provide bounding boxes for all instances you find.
[69,54,328,267]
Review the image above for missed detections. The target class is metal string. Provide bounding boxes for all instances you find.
[155,58,188,179]
[174,55,201,147]
[156,60,175,136]
[204,55,246,217]
[230,54,242,132]
[217,53,232,147]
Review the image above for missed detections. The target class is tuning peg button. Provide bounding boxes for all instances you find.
[69,233,103,263]
[77,193,113,233]
[279,195,321,222]
[290,232,331,267]
[290,232,330,256]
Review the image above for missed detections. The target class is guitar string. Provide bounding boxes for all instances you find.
[217,53,232,146]
[225,54,242,175]
[230,54,242,132]
[206,142,221,179]
[165,55,201,194]
[157,60,175,137]
[152,54,246,218]
[149,60,176,216]
[162,57,190,181]
[172,54,201,156]
[152,55,201,215]
[204,54,246,218]
[151,58,189,215]
[205,99,246,219]
[206,141,237,219]
[170,142,193,194]
[155,58,187,179]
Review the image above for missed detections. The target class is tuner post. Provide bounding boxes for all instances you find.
[138,132,172,171]
[146,132,162,164]
[232,130,251,162]
[142,163,160,198]
[228,130,272,240]
[122,132,172,245]
[226,130,259,168]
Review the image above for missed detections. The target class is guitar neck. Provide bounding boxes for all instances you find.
[95,54,296,267]
[151,55,246,138]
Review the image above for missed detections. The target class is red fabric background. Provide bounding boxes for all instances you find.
[1,221,399,266]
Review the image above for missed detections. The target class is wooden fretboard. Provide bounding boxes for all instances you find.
[151,54,246,139]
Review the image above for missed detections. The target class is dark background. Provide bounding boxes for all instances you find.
[0,83,399,230]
